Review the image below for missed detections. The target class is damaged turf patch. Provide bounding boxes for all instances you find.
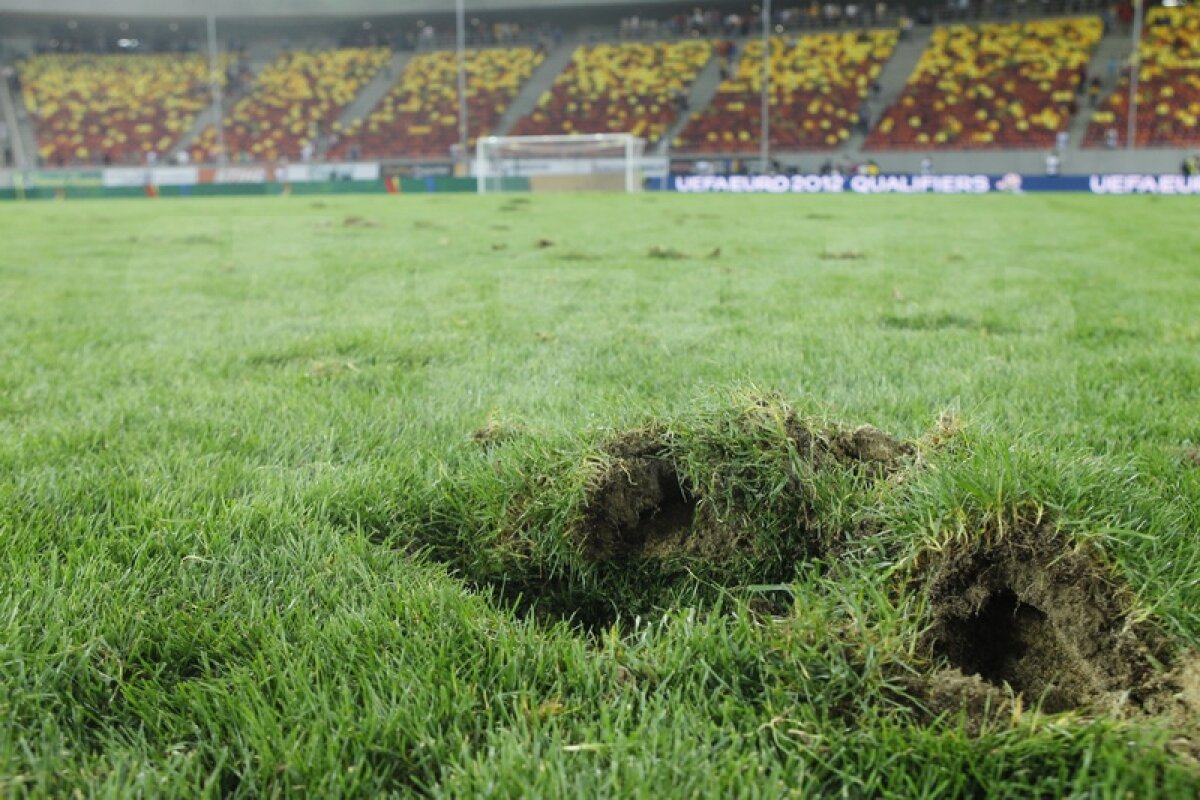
[916,522,1170,716]
[423,395,918,629]
[574,404,914,565]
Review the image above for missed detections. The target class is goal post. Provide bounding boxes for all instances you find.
[475,133,648,194]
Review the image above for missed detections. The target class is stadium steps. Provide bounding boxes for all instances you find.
[319,50,412,158]
[657,52,723,156]
[1066,30,1132,149]
[493,33,585,136]
[842,26,932,154]
[168,57,271,161]
[0,70,29,168]
[2,72,38,169]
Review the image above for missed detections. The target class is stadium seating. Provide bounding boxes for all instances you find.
[675,31,897,152]
[190,48,389,162]
[329,46,544,160]
[866,17,1102,150]
[20,53,225,166]
[1084,6,1200,148]
[510,40,711,143]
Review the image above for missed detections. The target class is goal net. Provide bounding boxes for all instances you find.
[475,133,648,194]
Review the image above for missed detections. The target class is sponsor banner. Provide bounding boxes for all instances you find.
[24,169,104,188]
[199,166,270,184]
[1087,174,1200,195]
[283,162,380,182]
[673,174,993,194]
[669,173,1200,194]
[382,163,454,179]
[104,167,199,187]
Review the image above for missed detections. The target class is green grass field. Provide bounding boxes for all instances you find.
[3,194,1200,797]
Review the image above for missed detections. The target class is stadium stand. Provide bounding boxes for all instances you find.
[329,46,544,160]
[866,17,1102,150]
[1085,5,1200,148]
[20,53,227,165]
[675,31,897,152]
[190,47,389,162]
[509,40,711,143]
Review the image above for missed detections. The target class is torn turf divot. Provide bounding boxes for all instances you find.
[576,413,914,564]
[916,522,1174,718]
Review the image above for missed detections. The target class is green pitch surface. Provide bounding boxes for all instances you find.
[3,194,1200,796]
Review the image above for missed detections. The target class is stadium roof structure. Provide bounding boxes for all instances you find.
[0,0,700,19]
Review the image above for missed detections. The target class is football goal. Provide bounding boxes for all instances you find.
[475,133,649,194]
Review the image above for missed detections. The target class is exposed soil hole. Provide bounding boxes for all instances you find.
[919,523,1170,716]
[580,442,697,561]
[935,588,1088,713]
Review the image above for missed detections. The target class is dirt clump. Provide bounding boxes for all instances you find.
[924,668,1014,735]
[1182,448,1200,468]
[782,417,914,478]
[833,425,914,467]
[917,523,1171,717]
[471,415,523,448]
[342,216,379,229]
[924,411,964,449]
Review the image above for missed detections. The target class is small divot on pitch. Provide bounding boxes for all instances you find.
[499,198,531,213]
[556,250,600,262]
[818,249,866,261]
[647,245,688,260]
